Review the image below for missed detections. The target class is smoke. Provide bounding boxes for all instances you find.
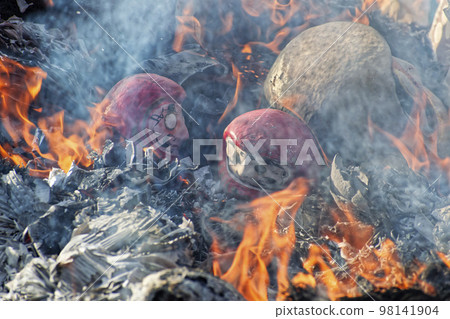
[26,0,179,117]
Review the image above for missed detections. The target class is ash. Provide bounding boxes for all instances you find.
[0,150,241,300]
[1,1,449,301]
[1,143,448,300]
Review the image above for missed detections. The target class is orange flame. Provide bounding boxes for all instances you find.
[341,0,403,26]
[313,207,435,299]
[173,0,394,123]
[212,178,309,300]
[173,0,204,52]
[0,56,93,175]
[374,84,450,182]
[351,0,378,25]
[241,0,303,28]
[218,63,243,123]
[36,112,92,172]
[213,195,439,300]
[1,56,46,168]
[437,252,450,269]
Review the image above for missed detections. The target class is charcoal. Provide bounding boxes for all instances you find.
[33,178,50,203]
[414,214,435,243]
[365,163,441,263]
[46,168,66,190]
[0,181,28,291]
[53,206,198,297]
[98,140,127,168]
[329,155,389,228]
[130,267,244,301]
[295,195,331,238]
[0,179,13,224]
[96,187,143,215]
[52,247,114,297]
[284,284,329,301]
[324,152,444,265]
[5,243,23,267]
[0,158,19,175]
[0,214,20,245]
[420,259,450,299]
[48,163,147,197]
[124,140,135,168]
[0,0,47,19]
[141,49,227,86]
[63,164,98,192]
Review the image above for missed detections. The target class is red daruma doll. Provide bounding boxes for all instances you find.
[94,73,189,160]
[219,109,325,198]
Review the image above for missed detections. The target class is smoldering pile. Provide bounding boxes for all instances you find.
[0,154,243,300]
[1,142,448,300]
[0,0,450,301]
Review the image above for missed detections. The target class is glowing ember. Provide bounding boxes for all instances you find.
[320,207,435,299]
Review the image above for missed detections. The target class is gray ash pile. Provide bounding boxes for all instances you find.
[0,155,236,300]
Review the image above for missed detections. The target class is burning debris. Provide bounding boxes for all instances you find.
[0,0,449,301]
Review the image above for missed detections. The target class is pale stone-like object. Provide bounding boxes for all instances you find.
[265,22,405,162]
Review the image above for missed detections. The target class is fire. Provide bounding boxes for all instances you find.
[36,112,91,172]
[173,0,403,123]
[173,0,204,52]
[218,63,243,123]
[241,0,303,28]
[212,193,439,301]
[373,73,450,182]
[1,56,46,168]
[350,0,436,26]
[300,206,438,300]
[83,97,116,153]
[318,207,435,299]
[178,175,190,185]
[437,252,450,269]
[0,56,93,175]
[212,178,309,300]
